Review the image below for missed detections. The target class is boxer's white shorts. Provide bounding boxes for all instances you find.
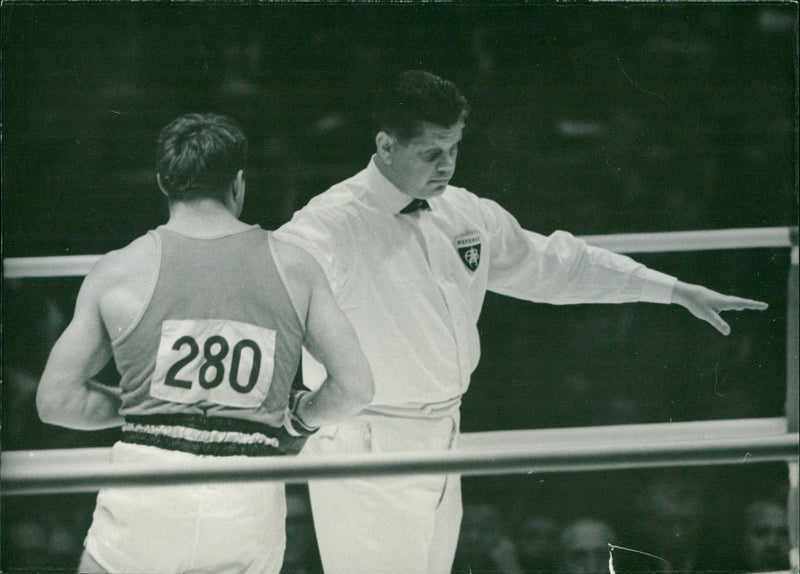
[84,442,285,574]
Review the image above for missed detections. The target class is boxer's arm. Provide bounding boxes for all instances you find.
[37,263,124,430]
[293,262,375,428]
[273,239,374,430]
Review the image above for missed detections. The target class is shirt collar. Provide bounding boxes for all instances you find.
[363,156,421,215]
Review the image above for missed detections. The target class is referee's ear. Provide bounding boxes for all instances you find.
[376,131,394,165]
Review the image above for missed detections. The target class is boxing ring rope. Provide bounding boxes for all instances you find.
[2,417,796,496]
[3,226,796,279]
[2,226,798,568]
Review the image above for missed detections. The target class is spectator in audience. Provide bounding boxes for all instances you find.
[618,472,708,573]
[1,496,93,572]
[2,280,120,452]
[3,513,52,571]
[740,499,790,572]
[514,513,558,573]
[453,500,523,574]
[556,517,616,574]
[3,282,67,448]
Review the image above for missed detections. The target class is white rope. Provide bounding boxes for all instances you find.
[459,416,789,450]
[2,418,796,496]
[4,254,101,278]
[4,227,795,279]
[580,226,794,254]
[6,417,786,470]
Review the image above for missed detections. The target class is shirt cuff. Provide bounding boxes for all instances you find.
[635,268,677,304]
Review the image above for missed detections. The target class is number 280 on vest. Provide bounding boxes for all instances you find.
[150,319,276,409]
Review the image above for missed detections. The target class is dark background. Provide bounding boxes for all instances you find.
[2,2,797,572]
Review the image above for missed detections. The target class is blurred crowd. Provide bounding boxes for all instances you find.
[3,5,795,257]
[452,472,791,573]
[1,473,791,573]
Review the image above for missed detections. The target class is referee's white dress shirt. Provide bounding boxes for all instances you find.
[275,156,676,409]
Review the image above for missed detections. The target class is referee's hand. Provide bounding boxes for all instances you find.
[671,280,768,336]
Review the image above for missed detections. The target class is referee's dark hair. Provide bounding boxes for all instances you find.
[156,113,248,202]
[373,70,470,143]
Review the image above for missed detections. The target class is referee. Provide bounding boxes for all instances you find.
[275,70,767,574]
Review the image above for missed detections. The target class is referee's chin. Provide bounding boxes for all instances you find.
[421,182,449,198]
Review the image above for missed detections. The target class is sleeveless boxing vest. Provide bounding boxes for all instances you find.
[112,226,304,433]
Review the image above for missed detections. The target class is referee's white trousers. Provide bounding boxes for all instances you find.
[303,411,462,574]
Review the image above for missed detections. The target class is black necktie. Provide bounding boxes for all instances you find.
[399,199,430,214]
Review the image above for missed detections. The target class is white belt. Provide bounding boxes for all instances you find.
[363,396,462,419]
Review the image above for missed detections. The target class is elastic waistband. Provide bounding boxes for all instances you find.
[122,414,287,457]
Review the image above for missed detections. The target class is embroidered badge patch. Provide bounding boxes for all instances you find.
[455,232,481,271]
